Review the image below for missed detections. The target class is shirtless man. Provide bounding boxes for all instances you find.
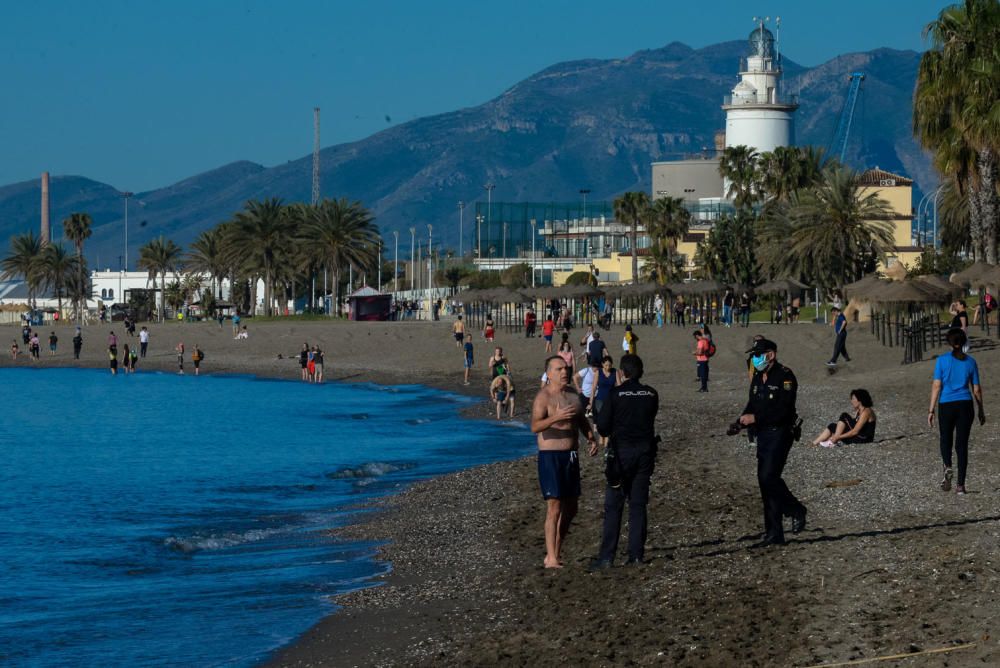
[490,374,515,420]
[531,355,598,568]
[452,316,466,347]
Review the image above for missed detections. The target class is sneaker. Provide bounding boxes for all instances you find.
[956,485,966,495]
[940,467,953,492]
[825,362,837,367]
[819,440,835,448]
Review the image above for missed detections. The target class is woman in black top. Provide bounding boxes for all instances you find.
[950,300,969,330]
[812,389,877,447]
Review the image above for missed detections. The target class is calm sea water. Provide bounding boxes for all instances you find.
[0,368,534,667]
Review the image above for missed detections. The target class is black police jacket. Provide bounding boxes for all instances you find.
[595,378,659,445]
[743,363,797,430]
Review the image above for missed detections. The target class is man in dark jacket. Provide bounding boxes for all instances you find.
[590,354,659,569]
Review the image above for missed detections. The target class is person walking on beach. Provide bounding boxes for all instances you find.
[590,354,659,569]
[462,333,474,385]
[10,340,19,360]
[453,316,466,348]
[622,324,638,355]
[192,345,204,376]
[531,355,597,569]
[108,331,118,359]
[654,294,664,328]
[525,307,537,338]
[29,332,40,361]
[139,326,149,358]
[928,328,985,495]
[232,312,241,336]
[739,338,807,547]
[48,331,58,356]
[490,374,515,420]
[826,307,850,367]
[108,346,118,375]
[315,347,325,383]
[122,344,133,373]
[72,330,83,360]
[739,291,752,328]
[176,342,185,374]
[542,314,556,353]
[129,344,138,372]
[693,329,711,392]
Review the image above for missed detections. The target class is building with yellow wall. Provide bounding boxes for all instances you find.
[857,168,921,272]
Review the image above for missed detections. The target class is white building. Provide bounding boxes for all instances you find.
[89,270,274,314]
[722,20,798,154]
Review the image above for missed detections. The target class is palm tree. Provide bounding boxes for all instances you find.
[718,145,760,210]
[62,212,93,322]
[914,0,1000,262]
[613,191,650,285]
[186,228,227,299]
[137,236,183,321]
[226,198,290,316]
[1,231,44,309]
[306,198,379,314]
[645,197,691,284]
[938,179,971,256]
[765,166,896,290]
[35,243,77,315]
[758,146,826,207]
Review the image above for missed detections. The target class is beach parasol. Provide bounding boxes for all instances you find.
[950,261,997,288]
[686,279,724,295]
[843,274,889,300]
[869,279,950,304]
[755,278,809,295]
[913,274,963,300]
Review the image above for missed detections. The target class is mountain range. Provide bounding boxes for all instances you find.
[0,39,932,268]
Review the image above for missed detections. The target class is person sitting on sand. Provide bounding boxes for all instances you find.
[812,389,877,447]
[531,355,597,569]
[490,374,515,420]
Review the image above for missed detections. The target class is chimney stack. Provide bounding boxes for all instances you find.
[40,172,50,245]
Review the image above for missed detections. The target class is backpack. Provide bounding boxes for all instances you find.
[986,294,996,311]
[706,341,717,358]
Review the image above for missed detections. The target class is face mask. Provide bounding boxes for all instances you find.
[751,354,769,371]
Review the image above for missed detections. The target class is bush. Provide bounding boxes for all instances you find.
[565,271,597,286]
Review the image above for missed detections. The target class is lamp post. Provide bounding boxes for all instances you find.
[530,219,537,287]
[122,191,133,271]
[484,183,495,263]
[932,185,944,250]
[580,188,591,258]
[458,201,465,258]
[502,222,508,260]
[409,227,416,291]
[476,213,484,263]
[377,239,382,292]
[393,230,399,293]
[427,224,433,295]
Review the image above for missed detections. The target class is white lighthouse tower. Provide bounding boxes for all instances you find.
[722,18,797,154]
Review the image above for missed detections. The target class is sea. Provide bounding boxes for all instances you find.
[0,367,535,667]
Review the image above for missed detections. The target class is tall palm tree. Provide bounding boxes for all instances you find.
[718,145,760,210]
[226,198,290,316]
[613,191,650,285]
[767,166,896,290]
[914,0,1000,262]
[1,231,44,309]
[645,197,691,284]
[62,212,93,322]
[306,198,379,314]
[938,179,971,256]
[186,228,227,299]
[137,236,183,321]
[758,146,826,207]
[35,243,77,315]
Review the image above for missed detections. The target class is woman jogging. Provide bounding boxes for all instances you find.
[928,328,985,495]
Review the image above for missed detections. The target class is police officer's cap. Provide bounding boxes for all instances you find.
[746,338,778,354]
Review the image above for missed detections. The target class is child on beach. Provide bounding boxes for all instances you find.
[463,333,474,385]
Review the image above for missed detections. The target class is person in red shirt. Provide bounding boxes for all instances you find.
[524,308,537,338]
[541,314,556,352]
[693,330,711,392]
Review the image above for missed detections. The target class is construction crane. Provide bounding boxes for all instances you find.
[828,72,865,164]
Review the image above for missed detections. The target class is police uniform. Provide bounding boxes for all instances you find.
[743,339,806,546]
[592,374,659,566]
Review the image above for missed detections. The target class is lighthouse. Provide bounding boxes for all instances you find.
[722,18,797,154]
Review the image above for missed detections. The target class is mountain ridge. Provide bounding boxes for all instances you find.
[0,39,931,265]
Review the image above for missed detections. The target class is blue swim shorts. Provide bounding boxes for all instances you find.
[537,450,581,500]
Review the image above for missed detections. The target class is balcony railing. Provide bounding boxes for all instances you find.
[723,93,798,107]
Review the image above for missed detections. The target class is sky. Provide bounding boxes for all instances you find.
[1,0,946,192]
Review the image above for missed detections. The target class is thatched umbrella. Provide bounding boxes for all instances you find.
[755,278,809,295]
[869,280,949,305]
[950,261,996,288]
[843,274,889,300]
[913,274,963,300]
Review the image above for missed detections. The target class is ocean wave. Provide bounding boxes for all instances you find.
[163,527,284,554]
[324,461,417,480]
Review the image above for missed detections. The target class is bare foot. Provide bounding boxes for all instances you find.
[543,557,563,569]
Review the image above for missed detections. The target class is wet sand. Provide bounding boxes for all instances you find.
[7,317,1000,666]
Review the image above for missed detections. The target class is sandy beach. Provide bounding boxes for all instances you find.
[7,316,1000,666]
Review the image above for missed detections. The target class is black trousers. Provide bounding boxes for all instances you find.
[598,444,655,563]
[697,361,709,390]
[829,331,850,363]
[939,400,974,485]
[756,428,805,542]
[140,342,148,358]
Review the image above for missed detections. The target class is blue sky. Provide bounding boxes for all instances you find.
[1,0,945,191]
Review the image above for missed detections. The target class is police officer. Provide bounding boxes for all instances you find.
[589,354,659,569]
[739,338,807,547]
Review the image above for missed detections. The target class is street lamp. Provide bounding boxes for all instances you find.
[427,224,433,294]
[476,213,484,262]
[580,188,591,258]
[484,183,495,260]
[458,201,464,258]
[530,219,537,287]
[409,227,416,291]
[122,191,133,271]
[502,222,508,260]
[393,230,399,293]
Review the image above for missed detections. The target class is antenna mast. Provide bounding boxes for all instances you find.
[312,107,321,206]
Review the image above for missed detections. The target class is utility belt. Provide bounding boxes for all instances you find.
[605,435,660,488]
[757,416,803,442]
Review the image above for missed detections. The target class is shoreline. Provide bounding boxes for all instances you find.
[10,319,1000,665]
